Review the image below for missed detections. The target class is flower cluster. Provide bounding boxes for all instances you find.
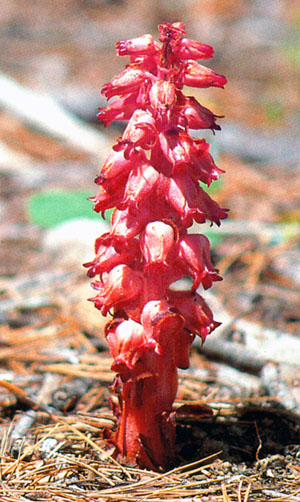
[85,22,227,470]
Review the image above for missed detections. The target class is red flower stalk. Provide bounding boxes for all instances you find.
[85,22,228,471]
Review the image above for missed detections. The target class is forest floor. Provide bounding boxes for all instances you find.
[0,1,300,500]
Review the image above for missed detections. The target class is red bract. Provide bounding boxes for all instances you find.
[85,22,228,470]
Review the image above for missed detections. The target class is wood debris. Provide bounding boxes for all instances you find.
[1,0,300,499]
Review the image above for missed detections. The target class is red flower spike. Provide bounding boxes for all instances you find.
[87,22,227,470]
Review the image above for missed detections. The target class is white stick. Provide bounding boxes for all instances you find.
[0,73,110,158]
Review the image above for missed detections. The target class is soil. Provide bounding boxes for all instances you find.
[1,1,300,500]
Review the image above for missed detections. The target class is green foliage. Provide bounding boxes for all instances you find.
[203,228,223,250]
[27,189,113,228]
[282,12,300,70]
[283,39,300,69]
[264,100,284,123]
[203,177,222,195]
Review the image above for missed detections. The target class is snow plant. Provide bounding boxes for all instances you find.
[85,22,228,470]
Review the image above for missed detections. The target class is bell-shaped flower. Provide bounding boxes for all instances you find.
[128,49,161,74]
[177,233,222,289]
[98,92,140,126]
[141,300,192,370]
[181,61,227,89]
[141,299,186,375]
[166,174,203,226]
[90,264,144,315]
[162,135,221,187]
[106,319,151,379]
[159,132,214,174]
[141,300,184,341]
[102,65,147,100]
[193,183,228,225]
[89,176,125,215]
[173,38,213,60]
[159,131,191,167]
[189,146,224,186]
[121,162,160,211]
[97,149,146,183]
[168,290,220,342]
[110,197,154,241]
[166,173,228,226]
[177,94,222,132]
[149,81,176,117]
[115,109,158,158]
[116,34,157,56]
[84,239,139,278]
[140,221,175,267]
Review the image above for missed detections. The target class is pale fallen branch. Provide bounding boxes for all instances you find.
[199,335,266,374]
[262,489,300,501]
[261,362,300,416]
[7,372,61,456]
[0,140,36,170]
[0,72,110,158]
[196,295,300,371]
[236,319,300,369]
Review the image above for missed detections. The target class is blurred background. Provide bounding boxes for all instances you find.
[0,0,300,333]
[1,2,300,489]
